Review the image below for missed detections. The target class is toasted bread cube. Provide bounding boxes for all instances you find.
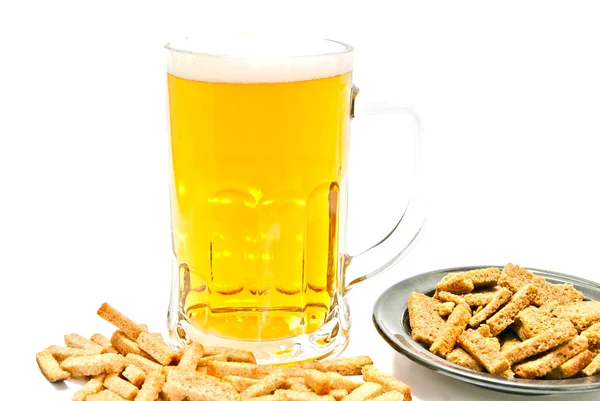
[512,335,588,379]
[87,389,128,401]
[177,342,204,371]
[362,365,411,401]
[325,372,361,393]
[463,288,501,307]
[341,382,383,401]
[60,354,126,377]
[469,287,512,328]
[241,374,286,398]
[111,331,153,359]
[368,391,404,401]
[274,389,335,401]
[435,302,455,317]
[136,332,177,366]
[581,352,600,376]
[134,369,166,401]
[502,320,577,365]
[122,364,146,387]
[104,373,139,399]
[64,333,105,354]
[203,345,256,364]
[328,389,349,401]
[435,273,474,294]
[72,374,106,401]
[457,329,509,374]
[299,356,373,376]
[97,303,147,341]
[304,369,331,395]
[207,360,268,379]
[246,396,285,401]
[430,303,471,357]
[546,349,594,379]
[125,354,163,374]
[222,375,260,392]
[163,369,240,401]
[581,322,600,353]
[498,263,583,306]
[550,301,600,332]
[36,350,70,382]
[46,345,99,361]
[407,293,445,347]
[486,284,537,336]
[91,333,119,354]
[446,348,484,372]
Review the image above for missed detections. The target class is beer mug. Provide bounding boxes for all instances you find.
[165,35,425,363]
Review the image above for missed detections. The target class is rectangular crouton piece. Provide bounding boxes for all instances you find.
[274,389,334,401]
[486,284,537,336]
[341,382,383,401]
[581,352,600,376]
[548,301,600,332]
[499,332,521,353]
[546,349,594,379]
[64,333,105,354]
[163,369,240,401]
[367,391,405,401]
[326,372,361,393]
[136,332,178,366]
[436,273,474,294]
[72,374,106,401]
[104,373,139,399]
[512,335,588,379]
[498,263,583,306]
[122,364,146,387]
[87,389,128,401]
[463,287,502,307]
[46,345,99,361]
[110,331,153,359]
[91,333,119,354]
[407,293,445,347]
[430,303,471,357]
[36,349,70,382]
[362,365,411,401]
[241,374,286,398]
[134,369,166,401]
[177,342,204,371]
[469,287,512,328]
[207,361,268,379]
[435,292,469,308]
[446,348,484,372]
[457,329,509,374]
[125,354,163,374]
[222,375,260,392]
[328,389,349,400]
[503,320,578,365]
[304,370,330,395]
[435,302,455,317]
[203,345,256,364]
[299,356,373,376]
[60,353,126,377]
[436,268,501,294]
[581,322,600,353]
[512,306,562,340]
[97,303,147,341]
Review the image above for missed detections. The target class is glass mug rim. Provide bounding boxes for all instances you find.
[164,35,355,59]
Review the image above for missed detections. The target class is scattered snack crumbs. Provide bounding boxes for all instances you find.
[36,303,412,401]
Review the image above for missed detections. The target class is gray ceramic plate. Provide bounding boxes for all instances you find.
[372,266,600,395]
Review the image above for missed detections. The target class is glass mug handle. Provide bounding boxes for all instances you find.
[343,86,427,294]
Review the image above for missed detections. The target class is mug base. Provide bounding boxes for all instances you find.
[167,307,350,364]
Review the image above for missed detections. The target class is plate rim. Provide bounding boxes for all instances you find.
[372,265,600,395]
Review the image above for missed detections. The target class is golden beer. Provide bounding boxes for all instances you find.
[168,58,352,340]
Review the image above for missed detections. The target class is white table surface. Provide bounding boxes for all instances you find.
[2,1,600,400]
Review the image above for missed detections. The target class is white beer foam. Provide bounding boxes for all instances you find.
[166,35,354,83]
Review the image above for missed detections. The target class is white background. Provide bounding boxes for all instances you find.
[1,1,600,400]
